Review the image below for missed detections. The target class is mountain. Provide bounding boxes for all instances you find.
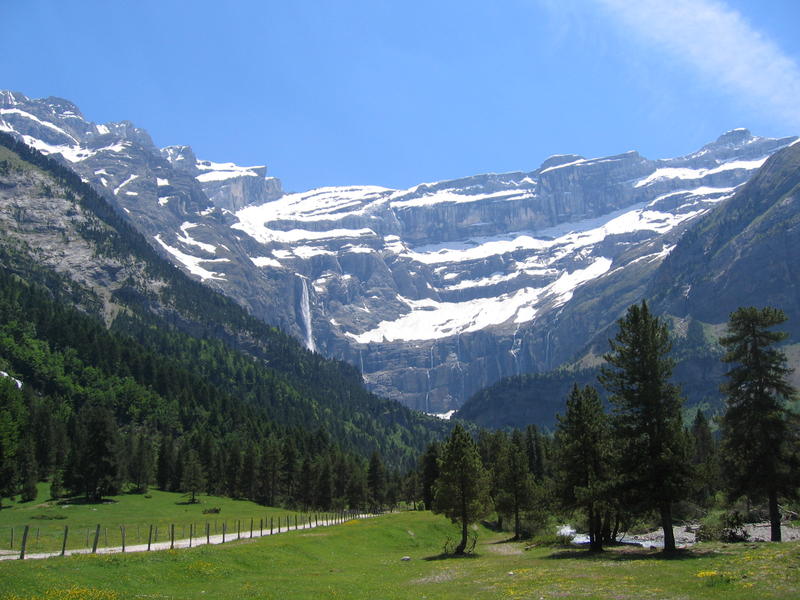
[457,140,800,429]
[0,129,447,468]
[2,91,797,413]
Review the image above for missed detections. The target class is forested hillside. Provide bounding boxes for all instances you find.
[0,133,447,509]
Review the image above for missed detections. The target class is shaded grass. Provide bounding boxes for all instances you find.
[0,483,313,555]
[1,511,799,599]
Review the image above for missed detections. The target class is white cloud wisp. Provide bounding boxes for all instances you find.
[593,0,800,130]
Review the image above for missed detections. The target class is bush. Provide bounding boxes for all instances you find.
[697,510,749,542]
[202,507,221,514]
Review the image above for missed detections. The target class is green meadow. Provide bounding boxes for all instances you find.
[1,499,799,600]
[0,484,311,556]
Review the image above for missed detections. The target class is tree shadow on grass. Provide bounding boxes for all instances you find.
[423,552,482,561]
[546,546,711,562]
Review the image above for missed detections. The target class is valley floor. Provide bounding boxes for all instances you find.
[1,511,799,600]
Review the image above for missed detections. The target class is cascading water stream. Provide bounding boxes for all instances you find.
[298,275,316,353]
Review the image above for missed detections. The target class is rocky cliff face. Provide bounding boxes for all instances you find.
[2,90,796,412]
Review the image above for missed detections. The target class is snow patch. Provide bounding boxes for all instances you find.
[177,222,217,253]
[153,235,228,281]
[250,256,283,268]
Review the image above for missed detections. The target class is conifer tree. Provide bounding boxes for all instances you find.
[420,441,439,510]
[433,423,492,554]
[181,449,206,503]
[555,384,612,551]
[689,409,718,506]
[367,451,386,511]
[257,435,282,506]
[599,301,690,552]
[496,429,535,540]
[719,306,798,541]
[18,436,38,502]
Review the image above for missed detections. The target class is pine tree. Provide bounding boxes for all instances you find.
[367,451,386,511]
[315,456,333,511]
[420,441,439,510]
[689,409,718,506]
[719,306,798,542]
[181,449,206,504]
[18,436,38,502]
[257,435,282,506]
[433,423,492,554]
[599,301,690,552]
[128,431,154,493]
[496,429,535,540]
[555,384,612,551]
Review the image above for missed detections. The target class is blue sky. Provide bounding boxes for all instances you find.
[3,0,800,192]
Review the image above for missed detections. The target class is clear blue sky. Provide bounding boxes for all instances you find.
[3,0,800,192]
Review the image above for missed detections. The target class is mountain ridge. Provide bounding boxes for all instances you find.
[2,90,797,413]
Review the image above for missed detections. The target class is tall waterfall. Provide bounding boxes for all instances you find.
[298,275,316,353]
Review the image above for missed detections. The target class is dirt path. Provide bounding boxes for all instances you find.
[0,513,375,561]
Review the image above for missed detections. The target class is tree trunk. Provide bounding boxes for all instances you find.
[660,503,676,552]
[589,507,603,552]
[768,488,782,542]
[455,518,468,554]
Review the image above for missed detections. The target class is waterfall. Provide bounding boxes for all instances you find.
[298,275,316,353]
[544,329,552,370]
[510,326,522,375]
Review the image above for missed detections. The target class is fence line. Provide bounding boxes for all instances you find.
[0,510,376,561]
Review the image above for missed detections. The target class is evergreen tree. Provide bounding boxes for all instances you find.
[367,451,386,511]
[347,465,367,511]
[433,423,492,554]
[156,434,176,491]
[128,431,154,493]
[315,456,333,511]
[555,385,612,551]
[72,404,122,501]
[257,435,282,506]
[689,409,718,506]
[524,425,547,481]
[282,440,298,505]
[18,436,38,502]
[599,301,690,552]
[420,441,440,510]
[478,430,509,528]
[298,456,314,511]
[496,429,535,540]
[181,449,206,504]
[719,307,798,542]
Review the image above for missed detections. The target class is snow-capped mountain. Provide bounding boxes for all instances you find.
[2,90,796,412]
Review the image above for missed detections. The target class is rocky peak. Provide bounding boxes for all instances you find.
[539,154,584,170]
[161,145,200,174]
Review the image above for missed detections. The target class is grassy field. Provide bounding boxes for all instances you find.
[0,484,313,556]
[1,508,799,599]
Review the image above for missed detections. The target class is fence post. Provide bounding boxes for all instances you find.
[170,524,175,549]
[259,518,263,537]
[250,517,254,538]
[222,522,227,543]
[91,524,101,554]
[104,527,108,548]
[121,526,126,552]
[147,524,153,551]
[10,527,13,549]
[237,520,241,540]
[270,517,273,535]
[61,525,69,556]
[18,525,29,560]
[189,523,193,548]
[206,522,210,545]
